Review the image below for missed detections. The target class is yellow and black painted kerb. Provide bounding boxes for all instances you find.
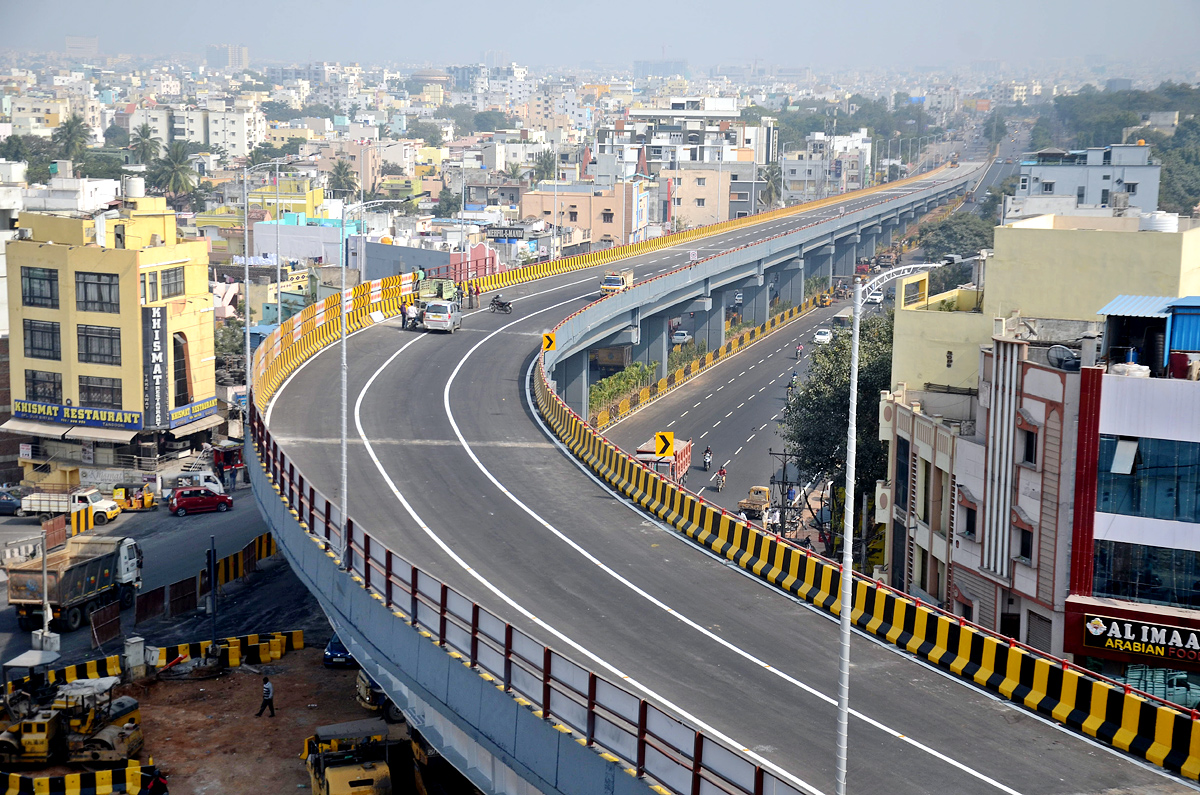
[532,361,1200,780]
[5,655,122,695]
[0,760,161,795]
[155,630,303,669]
[69,505,93,536]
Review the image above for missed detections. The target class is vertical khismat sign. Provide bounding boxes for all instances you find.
[143,306,169,428]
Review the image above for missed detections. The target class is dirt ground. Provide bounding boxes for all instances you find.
[120,646,368,794]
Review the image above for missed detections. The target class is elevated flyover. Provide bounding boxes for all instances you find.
[249,163,1196,795]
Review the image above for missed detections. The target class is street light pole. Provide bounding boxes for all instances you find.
[242,166,250,391]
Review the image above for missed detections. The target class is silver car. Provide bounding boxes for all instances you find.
[422,300,462,333]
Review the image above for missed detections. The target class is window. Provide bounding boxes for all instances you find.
[732,192,749,201]
[672,197,682,206]
[1077,186,1086,204]
[1020,429,1037,465]
[730,174,738,181]
[789,169,796,176]
[75,272,120,313]
[1125,182,1138,195]
[1110,438,1139,475]
[921,459,931,521]
[1101,189,1110,205]
[602,211,614,223]
[1018,528,1033,561]
[1019,176,1029,191]
[1042,181,1055,193]
[962,506,977,539]
[23,319,60,360]
[696,178,706,187]
[173,332,191,406]
[77,325,121,366]
[672,178,681,187]
[79,375,122,410]
[895,437,911,511]
[1094,539,1200,609]
[1098,435,1200,523]
[140,272,159,304]
[695,198,706,207]
[568,211,578,222]
[25,370,61,403]
[160,266,185,298]
[21,267,58,308]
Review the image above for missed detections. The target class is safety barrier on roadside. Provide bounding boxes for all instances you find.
[0,760,162,795]
[153,629,304,668]
[250,165,952,412]
[592,297,825,429]
[5,655,123,694]
[532,343,1200,780]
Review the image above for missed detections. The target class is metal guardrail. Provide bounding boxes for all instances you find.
[250,408,808,795]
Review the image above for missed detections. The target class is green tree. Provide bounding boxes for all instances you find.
[533,150,556,182]
[405,121,443,147]
[473,110,513,133]
[150,141,197,203]
[329,158,358,195]
[131,123,160,164]
[758,163,780,208]
[983,111,1007,144]
[781,312,894,512]
[298,103,338,120]
[445,104,476,136]
[215,318,246,357]
[504,162,524,180]
[435,188,461,217]
[77,153,124,180]
[1029,116,1053,150]
[103,122,129,148]
[52,113,91,162]
[915,212,994,261]
[977,175,1018,223]
[260,101,301,121]
[1,133,26,163]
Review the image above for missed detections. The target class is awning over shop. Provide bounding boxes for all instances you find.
[167,414,223,437]
[62,426,139,444]
[0,418,71,438]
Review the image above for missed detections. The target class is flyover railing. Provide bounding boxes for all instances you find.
[531,228,1200,783]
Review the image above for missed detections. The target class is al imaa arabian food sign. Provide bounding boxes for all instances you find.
[1084,614,1200,662]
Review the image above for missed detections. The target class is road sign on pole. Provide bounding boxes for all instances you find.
[689,250,698,262]
[655,432,674,457]
[542,333,556,351]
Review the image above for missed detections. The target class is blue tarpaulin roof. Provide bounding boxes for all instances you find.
[1096,295,1176,318]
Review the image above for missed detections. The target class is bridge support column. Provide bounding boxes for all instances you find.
[833,235,858,278]
[776,259,804,308]
[859,232,877,262]
[695,294,725,353]
[806,245,834,294]
[745,280,770,327]
[632,314,670,380]
[555,350,589,418]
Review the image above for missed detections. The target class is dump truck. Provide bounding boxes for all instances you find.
[19,487,121,526]
[6,536,142,632]
[600,269,634,296]
[635,437,693,486]
[0,651,143,765]
[302,718,407,795]
[737,486,771,519]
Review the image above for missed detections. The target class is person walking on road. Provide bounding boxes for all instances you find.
[256,676,275,717]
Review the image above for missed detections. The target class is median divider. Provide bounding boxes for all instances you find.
[533,348,1200,780]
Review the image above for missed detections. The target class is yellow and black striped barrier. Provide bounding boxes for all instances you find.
[5,655,122,694]
[0,760,161,795]
[69,505,93,536]
[154,630,304,669]
[532,360,1200,781]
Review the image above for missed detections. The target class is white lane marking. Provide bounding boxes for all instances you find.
[738,372,745,378]
[350,294,825,795]
[747,394,755,401]
[714,420,722,427]
[705,394,713,399]
[717,386,725,392]
[700,430,709,439]
[758,359,765,364]
[725,412,733,418]
[722,458,731,467]
[737,403,745,409]
[759,387,766,393]
[667,420,676,428]
[747,434,756,442]
[735,447,743,456]
[694,402,702,408]
[729,377,738,383]
[680,411,689,418]
[769,379,777,385]
[749,365,755,370]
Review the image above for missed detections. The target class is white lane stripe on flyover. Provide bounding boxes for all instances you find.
[348,294,825,795]
[430,302,1024,793]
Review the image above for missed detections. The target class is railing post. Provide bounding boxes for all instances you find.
[384,550,393,608]
[636,700,648,777]
[585,672,597,746]
[542,647,552,719]
[754,767,765,795]
[503,624,513,692]
[344,518,354,570]
[470,604,480,667]
[307,486,316,531]
[323,500,332,541]
[438,584,449,646]
[362,534,372,590]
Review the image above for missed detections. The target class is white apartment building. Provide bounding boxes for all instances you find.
[129,107,173,147]
[206,108,267,158]
[782,128,873,203]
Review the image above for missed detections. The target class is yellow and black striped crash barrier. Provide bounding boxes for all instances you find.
[155,630,304,669]
[209,531,279,587]
[532,366,1200,780]
[0,760,161,795]
[4,655,122,694]
[69,505,93,536]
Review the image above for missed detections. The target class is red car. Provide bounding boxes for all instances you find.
[169,487,232,516]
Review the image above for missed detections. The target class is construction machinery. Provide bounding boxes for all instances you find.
[738,486,772,519]
[302,718,407,795]
[0,650,144,765]
[6,536,142,632]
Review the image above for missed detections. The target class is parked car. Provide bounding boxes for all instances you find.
[422,299,462,333]
[866,290,885,305]
[323,633,358,668]
[813,328,834,345]
[168,487,232,517]
[671,329,693,346]
[0,487,28,516]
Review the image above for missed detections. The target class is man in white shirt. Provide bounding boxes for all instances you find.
[256,675,275,717]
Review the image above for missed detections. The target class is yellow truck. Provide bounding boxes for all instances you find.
[600,269,634,296]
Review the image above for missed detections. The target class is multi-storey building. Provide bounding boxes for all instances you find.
[0,192,217,487]
[206,44,250,72]
[1003,143,1161,222]
[782,128,873,203]
[520,180,652,246]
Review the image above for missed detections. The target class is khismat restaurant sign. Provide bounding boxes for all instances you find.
[1084,614,1200,661]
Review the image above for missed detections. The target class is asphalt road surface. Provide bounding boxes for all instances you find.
[266,167,1194,795]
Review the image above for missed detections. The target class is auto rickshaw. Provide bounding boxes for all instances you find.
[113,483,156,511]
[817,294,833,308]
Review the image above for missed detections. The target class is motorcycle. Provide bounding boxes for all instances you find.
[716,473,726,492]
[796,344,804,360]
[703,453,712,471]
[489,297,513,314]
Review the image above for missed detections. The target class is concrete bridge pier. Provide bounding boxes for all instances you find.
[632,314,670,380]
[555,349,589,418]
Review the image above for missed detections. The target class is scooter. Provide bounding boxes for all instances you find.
[489,297,513,314]
[703,453,712,471]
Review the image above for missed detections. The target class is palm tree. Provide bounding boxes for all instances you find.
[131,123,160,164]
[248,145,273,167]
[150,141,196,206]
[758,163,781,209]
[533,150,556,182]
[504,162,524,180]
[52,113,91,162]
[328,158,358,195]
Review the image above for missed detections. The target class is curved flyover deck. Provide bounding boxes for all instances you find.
[261,168,1193,795]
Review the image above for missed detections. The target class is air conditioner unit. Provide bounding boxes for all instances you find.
[16,228,32,240]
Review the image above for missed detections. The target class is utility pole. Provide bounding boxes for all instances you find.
[767,448,801,537]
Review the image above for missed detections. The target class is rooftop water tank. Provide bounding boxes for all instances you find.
[125,176,145,198]
[1139,211,1179,232]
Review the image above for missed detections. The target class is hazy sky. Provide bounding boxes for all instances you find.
[7,0,1199,72]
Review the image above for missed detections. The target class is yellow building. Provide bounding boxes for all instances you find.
[2,196,218,485]
[248,176,326,219]
[266,127,317,147]
[891,214,1200,392]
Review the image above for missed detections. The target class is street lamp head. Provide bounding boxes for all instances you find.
[942,254,962,265]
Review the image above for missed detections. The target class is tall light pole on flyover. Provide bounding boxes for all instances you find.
[832,250,989,795]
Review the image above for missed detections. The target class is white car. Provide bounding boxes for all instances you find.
[671,330,694,346]
[813,328,833,345]
[421,300,462,333]
[866,290,885,305]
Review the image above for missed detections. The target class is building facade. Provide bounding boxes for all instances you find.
[1005,144,1161,221]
